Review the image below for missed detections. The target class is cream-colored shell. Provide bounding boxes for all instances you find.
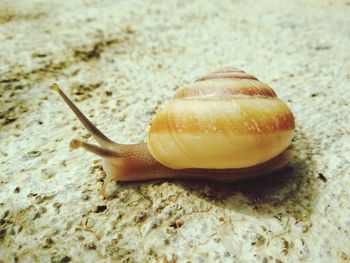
[147,68,295,169]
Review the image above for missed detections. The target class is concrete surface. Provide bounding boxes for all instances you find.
[0,0,349,262]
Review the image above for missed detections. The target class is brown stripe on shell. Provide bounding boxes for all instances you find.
[150,110,295,135]
[195,72,258,82]
[174,84,277,99]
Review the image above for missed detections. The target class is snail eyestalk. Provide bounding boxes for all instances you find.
[51,83,114,147]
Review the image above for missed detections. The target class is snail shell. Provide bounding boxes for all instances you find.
[148,67,295,169]
[52,67,295,184]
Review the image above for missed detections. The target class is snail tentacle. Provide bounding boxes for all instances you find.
[51,83,114,147]
[70,139,121,163]
[52,84,156,180]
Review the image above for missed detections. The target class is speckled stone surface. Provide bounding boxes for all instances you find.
[1,0,350,262]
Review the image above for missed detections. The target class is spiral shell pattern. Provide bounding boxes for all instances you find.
[147,68,295,169]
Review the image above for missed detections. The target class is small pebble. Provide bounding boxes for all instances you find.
[25,151,41,158]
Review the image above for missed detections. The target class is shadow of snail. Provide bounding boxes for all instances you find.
[179,130,318,221]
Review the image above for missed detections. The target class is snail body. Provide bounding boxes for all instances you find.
[52,67,295,183]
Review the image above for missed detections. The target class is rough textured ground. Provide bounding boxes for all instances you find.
[1,0,350,262]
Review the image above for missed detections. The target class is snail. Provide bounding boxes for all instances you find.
[52,67,295,184]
